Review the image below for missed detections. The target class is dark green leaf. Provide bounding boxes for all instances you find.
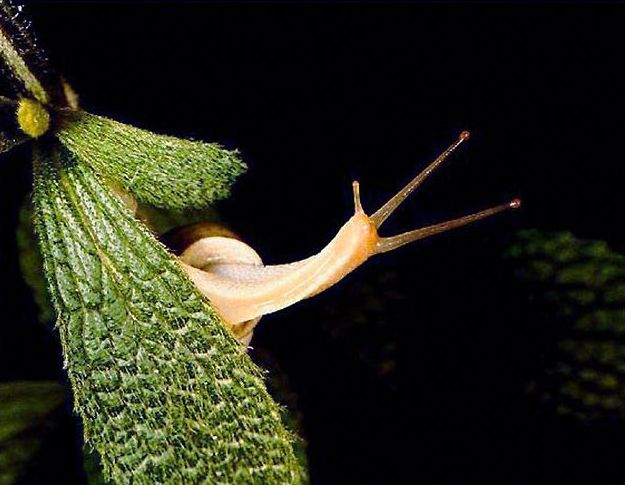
[32,143,302,483]
[57,111,246,211]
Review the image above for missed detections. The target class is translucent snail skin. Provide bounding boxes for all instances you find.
[177,131,521,345]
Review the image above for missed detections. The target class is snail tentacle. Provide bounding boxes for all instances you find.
[176,132,520,345]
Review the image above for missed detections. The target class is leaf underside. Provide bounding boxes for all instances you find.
[57,111,247,211]
[32,142,302,484]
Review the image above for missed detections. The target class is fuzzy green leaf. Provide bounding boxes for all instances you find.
[32,143,302,484]
[56,110,246,211]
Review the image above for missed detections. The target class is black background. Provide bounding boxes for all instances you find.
[1,2,624,484]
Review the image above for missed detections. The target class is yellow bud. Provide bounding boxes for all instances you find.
[17,98,50,138]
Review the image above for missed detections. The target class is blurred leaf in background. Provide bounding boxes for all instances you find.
[291,268,405,392]
[82,449,110,485]
[16,203,54,326]
[252,348,309,484]
[324,270,405,390]
[507,230,625,422]
[0,381,64,484]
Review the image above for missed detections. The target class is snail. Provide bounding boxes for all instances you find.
[169,131,520,345]
[12,98,520,346]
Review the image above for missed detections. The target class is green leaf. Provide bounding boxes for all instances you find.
[508,230,625,422]
[56,110,246,210]
[32,143,302,483]
[0,3,49,104]
[0,381,64,484]
[16,195,224,326]
[0,3,68,107]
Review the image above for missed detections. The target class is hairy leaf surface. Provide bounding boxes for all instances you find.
[57,111,246,210]
[32,143,302,484]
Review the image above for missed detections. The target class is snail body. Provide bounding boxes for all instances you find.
[180,205,376,344]
[12,98,519,345]
[174,132,520,345]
